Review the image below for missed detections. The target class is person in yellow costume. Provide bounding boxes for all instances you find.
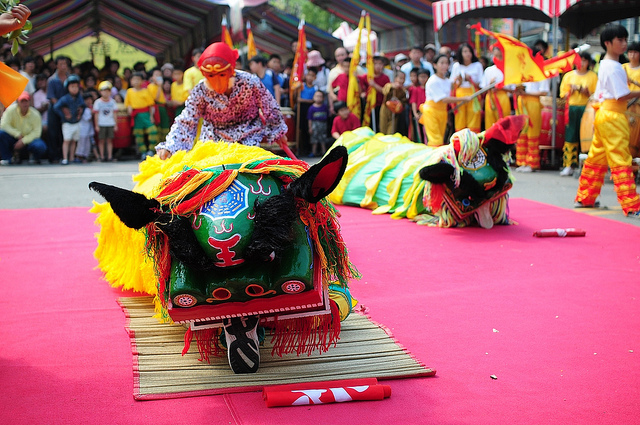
[124,72,158,159]
[623,41,640,159]
[558,51,598,176]
[183,47,205,93]
[419,54,470,147]
[146,68,171,143]
[575,25,640,218]
[514,77,549,172]
[449,43,484,133]
[480,46,514,130]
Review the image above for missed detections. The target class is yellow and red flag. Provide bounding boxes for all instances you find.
[347,11,365,120]
[471,23,579,86]
[246,21,257,59]
[221,16,233,49]
[290,18,307,108]
[362,13,376,128]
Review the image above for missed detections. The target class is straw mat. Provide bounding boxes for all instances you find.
[119,296,436,400]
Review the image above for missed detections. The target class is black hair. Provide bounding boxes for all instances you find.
[54,55,69,65]
[534,39,549,52]
[306,66,318,75]
[23,56,34,64]
[417,68,430,77]
[433,54,450,66]
[628,41,640,53]
[410,67,420,74]
[82,93,94,100]
[192,47,204,56]
[285,58,294,68]
[334,101,348,111]
[36,73,47,81]
[249,55,268,66]
[5,57,20,68]
[600,25,628,51]
[411,45,424,52]
[579,52,592,65]
[132,71,145,79]
[456,43,479,64]
[268,53,281,61]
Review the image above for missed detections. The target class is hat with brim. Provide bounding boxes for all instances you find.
[306,50,326,68]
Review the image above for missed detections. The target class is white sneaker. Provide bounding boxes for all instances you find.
[516,165,532,173]
[61,159,69,165]
[559,167,574,176]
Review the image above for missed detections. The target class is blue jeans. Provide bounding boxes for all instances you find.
[0,130,48,161]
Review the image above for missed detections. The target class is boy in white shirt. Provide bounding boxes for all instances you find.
[574,25,640,217]
[93,81,118,162]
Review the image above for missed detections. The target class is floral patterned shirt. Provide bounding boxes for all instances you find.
[157,71,287,152]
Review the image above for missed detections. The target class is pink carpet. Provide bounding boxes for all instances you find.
[1,199,639,424]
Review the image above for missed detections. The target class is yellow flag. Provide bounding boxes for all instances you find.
[347,11,365,120]
[472,23,547,86]
[362,13,376,128]
[246,21,257,59]
[222,16,233,49]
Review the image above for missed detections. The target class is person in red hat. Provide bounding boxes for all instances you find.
[156,42,287,160]
[0,91,47,165]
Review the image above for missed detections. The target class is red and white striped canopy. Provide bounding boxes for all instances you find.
[432,0,583,31]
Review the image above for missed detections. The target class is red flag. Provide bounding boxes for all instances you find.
[290,19,307,108]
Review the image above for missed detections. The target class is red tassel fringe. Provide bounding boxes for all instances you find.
[182,328,223,363]
[270,301,342,357]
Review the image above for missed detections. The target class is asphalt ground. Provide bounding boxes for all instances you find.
[1,156,639,227]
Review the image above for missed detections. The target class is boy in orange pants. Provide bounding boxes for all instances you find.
[574,25,640,217]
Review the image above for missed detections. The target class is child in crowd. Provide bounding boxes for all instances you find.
[409,69,429,142]
[170,67,189,116]
[93,81,118,162]
[32,74,49,137]
[574,25,640,217]
[53,74,85,165]
[331,101,360,139]
[379,71,408,135]
[76,94,95,163]
[358,56,390,132]
[297,68,318,156]
[124,72,158,159]
[420,54,469,146]
[307,91,332,157]
[558,51,597,176]
[249,55,281,103]
[147,68,171,142]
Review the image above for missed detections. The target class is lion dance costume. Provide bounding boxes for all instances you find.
[330,115,526,228]
[90,142,358,373]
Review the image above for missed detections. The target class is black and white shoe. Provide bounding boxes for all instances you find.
[223,315,260,374]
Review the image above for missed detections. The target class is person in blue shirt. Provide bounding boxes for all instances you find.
[53,74,85,165]
[46,55,70,162]
[249,55,281,105]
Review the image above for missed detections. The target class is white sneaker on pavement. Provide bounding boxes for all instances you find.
[559,166,574,176]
